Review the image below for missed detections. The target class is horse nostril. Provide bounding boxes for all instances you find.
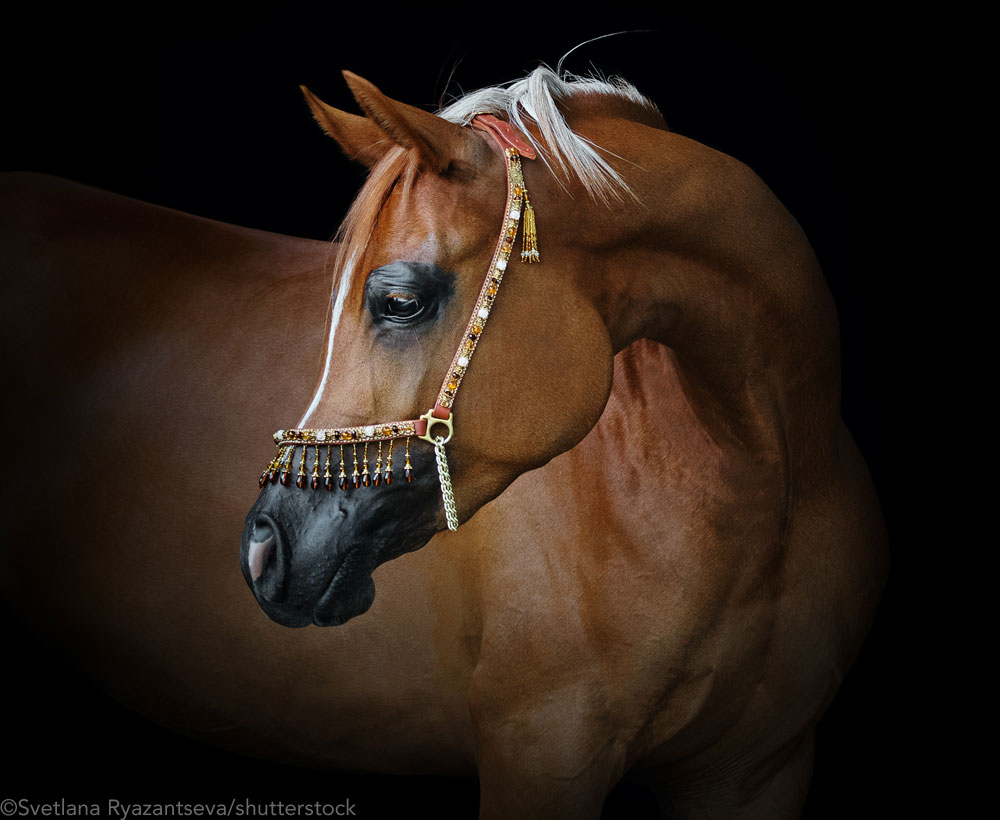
[248,538,275,583]
[248,517,277,582]
[252,518,274,542]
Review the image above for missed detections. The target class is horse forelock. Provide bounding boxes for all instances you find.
[329,146,413,308]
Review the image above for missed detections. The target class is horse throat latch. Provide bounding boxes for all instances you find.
[257,117,540,532]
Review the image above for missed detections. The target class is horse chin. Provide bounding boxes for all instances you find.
[254,569,377,628]
[313,570,377,627]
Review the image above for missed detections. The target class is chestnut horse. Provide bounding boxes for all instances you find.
[1,67,886,819]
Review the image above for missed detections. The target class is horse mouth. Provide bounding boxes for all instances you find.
[242,513,377,628]
[311,550,377,627]
[248,552,376,628]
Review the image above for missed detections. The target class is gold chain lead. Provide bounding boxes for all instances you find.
[433,437,459,531]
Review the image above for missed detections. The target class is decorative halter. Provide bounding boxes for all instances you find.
[257,115,540,531]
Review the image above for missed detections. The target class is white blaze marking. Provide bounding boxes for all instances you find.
[296,247,360,427]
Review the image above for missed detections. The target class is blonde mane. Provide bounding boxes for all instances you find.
[439,66,656,205]
[331,66,656,288]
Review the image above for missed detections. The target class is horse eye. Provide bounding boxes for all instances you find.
[384,294,425,322]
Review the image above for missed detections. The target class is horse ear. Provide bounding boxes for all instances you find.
[300,85,393,168]
[341,71,476,175]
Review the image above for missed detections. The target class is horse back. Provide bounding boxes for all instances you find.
[0,171,332,672]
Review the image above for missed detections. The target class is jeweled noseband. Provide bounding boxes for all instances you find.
[257,115,540,531]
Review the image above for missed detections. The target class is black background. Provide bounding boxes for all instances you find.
[2,7,897,818]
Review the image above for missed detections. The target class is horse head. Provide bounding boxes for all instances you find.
[241,71,625,627]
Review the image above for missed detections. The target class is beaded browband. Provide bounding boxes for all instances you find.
[257,115,540,531]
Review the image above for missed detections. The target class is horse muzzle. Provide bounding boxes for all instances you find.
[240,449,441,627]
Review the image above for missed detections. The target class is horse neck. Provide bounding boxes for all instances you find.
[577,117,843,465]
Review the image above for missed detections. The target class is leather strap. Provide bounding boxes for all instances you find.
[471,114,537,159]
[275,116,534,445]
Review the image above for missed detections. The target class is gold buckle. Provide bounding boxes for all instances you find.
[417,409,454,444]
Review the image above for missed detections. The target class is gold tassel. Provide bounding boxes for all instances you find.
[521,193,539,263]
[296,445,309,488]
[280,446,294,486]
[260,447,280,488]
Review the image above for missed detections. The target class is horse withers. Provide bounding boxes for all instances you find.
[239,69,887,818]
